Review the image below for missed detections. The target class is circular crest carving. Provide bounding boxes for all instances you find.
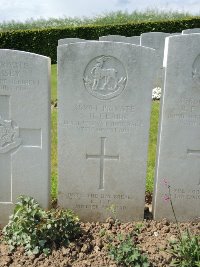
[83,56,127,100]
[0,116,22,153]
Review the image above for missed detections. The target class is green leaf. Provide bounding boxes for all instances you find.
[32,246,39,255]
[2,195,81,255]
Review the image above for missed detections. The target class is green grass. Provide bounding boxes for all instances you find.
[146,101,160,192]
[51,64,57,103]
[50,64,160,198]
[0,9,197,31]
[51,64,57,199]
[51,109,57,199]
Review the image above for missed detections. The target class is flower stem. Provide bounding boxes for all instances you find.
[168,185,182,242]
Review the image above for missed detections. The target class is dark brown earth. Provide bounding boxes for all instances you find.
[0,202,199,267]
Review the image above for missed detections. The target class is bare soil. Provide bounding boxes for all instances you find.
[0,201,199,267]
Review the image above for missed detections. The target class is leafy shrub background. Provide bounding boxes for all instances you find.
[0,10,195,31]
[0,17,200,63]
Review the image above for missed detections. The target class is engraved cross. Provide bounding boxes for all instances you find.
[0,95,42,203]
[187,149,200,186]
[86,137,119,190]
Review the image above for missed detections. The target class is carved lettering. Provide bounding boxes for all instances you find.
[172,187,200,201]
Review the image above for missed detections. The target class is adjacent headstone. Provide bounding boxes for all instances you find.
[182,28,200,34]
[170,33,181,36]
[127,36,140,45]
[58,37,87,46]
[140,32,170,88]
[99,35,140,45]
[58,41,157,222]
[0,50,51,226]
[153,34,200,221]
[99,35,126,41]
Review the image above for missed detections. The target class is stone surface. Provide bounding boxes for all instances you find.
[58,37,87,46]
[99,35,140,45]
[153,34,200,221]
[0,49,51,226]
[182,28,200,34]
[140,32,170,88]
[58,41,157,222]
[170,33,181,36]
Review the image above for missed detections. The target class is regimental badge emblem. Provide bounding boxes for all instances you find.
[192,54,200,85]
[0,116,22,153]
[83,56,127,100]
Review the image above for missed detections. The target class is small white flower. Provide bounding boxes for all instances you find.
[152,87,161,100]
[154,231,159,237]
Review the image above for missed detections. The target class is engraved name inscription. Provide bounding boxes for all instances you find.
[167,97,200,127]
[63,103,143,134]
[0,61,39,91]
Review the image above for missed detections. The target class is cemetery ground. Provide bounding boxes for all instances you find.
[0,64,199,267]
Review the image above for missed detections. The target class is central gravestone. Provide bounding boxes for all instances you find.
[0,50,50,226]
[58,41,157,222]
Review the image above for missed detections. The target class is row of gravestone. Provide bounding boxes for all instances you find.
[0,31,200,226]
[59,28,200,90]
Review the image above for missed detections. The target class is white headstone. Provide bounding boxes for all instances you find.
[58,37,86,46]
[99,35,140,45]
[140,32,170,88]
[170,33,181,36]
[182,28,200,34]
[153,34,200,221]
[58,41,157,222]
[0,50,51,226]
[127,36,140,45]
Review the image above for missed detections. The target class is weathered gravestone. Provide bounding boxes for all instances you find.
[0,50,51,226]
[58,37,87,46]
[58,41,157,222]
[182,28,200,34]
[153,34,200,221]
[140,32,170,88]
[99,35,140,45]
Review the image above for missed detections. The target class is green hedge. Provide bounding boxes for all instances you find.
[0,17,200,64]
